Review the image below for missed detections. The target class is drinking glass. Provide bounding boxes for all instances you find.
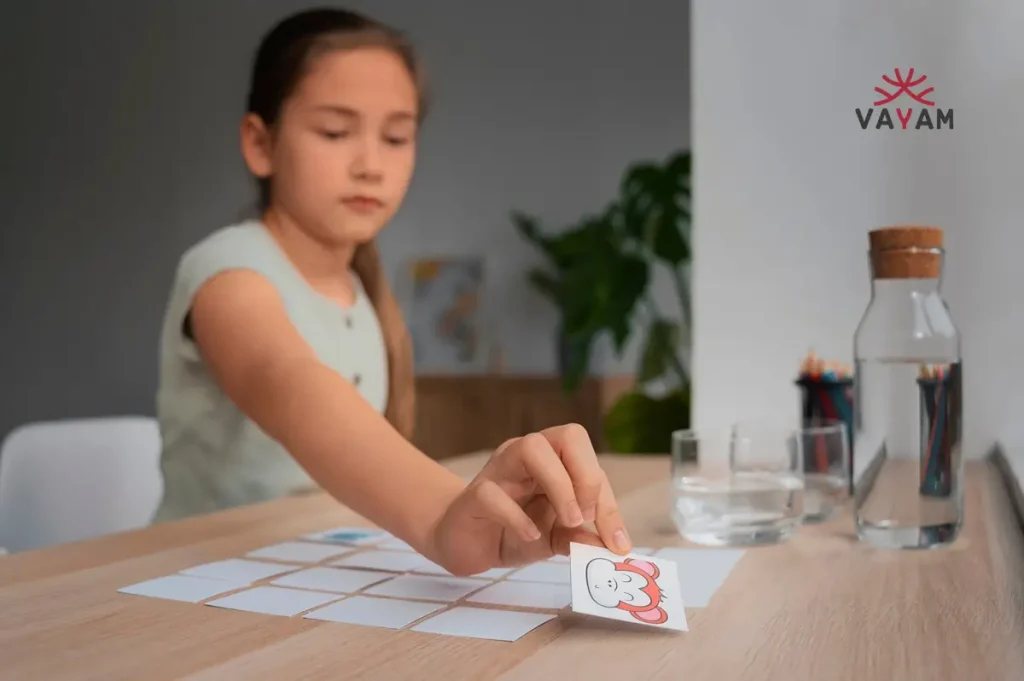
[796,421,850,522]
[671,426,805,546]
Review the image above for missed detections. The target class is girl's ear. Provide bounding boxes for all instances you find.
[240,113,274,180]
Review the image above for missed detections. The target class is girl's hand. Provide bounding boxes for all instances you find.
[431,424,632,576]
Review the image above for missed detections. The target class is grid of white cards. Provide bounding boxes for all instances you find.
[117,527,571,642]
[117,526,744,642]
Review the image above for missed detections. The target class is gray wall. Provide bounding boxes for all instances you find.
[0,1,690,439]
[691,0,1020,459]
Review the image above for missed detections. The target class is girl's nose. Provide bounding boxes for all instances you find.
[351,139,383,181]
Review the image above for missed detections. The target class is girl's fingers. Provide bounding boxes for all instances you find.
[540,424,604,523]
[472,479,542,543]
[493,437,519,456]
[485,424,627,552]
[509,433,585,528]
[550,525,603,556]
[594,476,631,554]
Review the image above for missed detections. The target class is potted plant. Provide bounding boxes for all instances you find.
[513,150,692,453]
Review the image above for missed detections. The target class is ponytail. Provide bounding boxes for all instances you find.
[351,240,416,440]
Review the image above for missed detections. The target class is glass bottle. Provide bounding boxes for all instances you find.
[852,226,963,549]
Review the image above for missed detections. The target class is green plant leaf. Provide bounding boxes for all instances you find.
[638,318,679,383]
[546,221,613,271]
[512,211,545,246]
[666,150,691,179]
[610,318,631,356]
[559,250,648,341]
[603,391,654,453]
[512,149,692,397]
[603,387,690,453]
[514,211,573,272]
[650,207,689,265]
[559,331,593,393]
[619,152,692,266]
[620,163,662,243]
[526,269,560,304]
[608,254,649,315]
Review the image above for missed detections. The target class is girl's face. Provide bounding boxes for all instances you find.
[243,46,419,245]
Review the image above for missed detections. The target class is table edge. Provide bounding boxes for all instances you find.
[990,442,1024,534]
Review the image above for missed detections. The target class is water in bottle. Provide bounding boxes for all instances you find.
[853,226,963,549]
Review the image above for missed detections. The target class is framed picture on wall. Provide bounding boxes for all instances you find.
[406,256,487,373]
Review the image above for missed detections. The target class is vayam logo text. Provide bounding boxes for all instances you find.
[856,68,953,131]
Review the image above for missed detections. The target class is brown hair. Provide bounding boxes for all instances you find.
[246,8,420,439]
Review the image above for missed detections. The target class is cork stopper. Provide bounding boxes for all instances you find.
[868,225,944,279]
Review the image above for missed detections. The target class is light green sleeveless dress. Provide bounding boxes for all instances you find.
[152,221,389,522]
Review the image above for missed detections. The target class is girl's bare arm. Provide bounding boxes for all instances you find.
[189,269,464,561]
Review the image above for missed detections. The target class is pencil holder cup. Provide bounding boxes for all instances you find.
[795,377,854,453]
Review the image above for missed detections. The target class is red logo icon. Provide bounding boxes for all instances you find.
[855,67,952,131]
[872,68,935,107]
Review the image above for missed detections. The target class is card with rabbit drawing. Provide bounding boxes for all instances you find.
[569,542,688,632]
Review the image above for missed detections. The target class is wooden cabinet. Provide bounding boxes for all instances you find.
[412,375,633,459]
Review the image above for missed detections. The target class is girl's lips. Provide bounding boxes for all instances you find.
[341,196,383,213]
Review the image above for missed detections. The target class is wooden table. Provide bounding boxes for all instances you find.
[2,452,1023,681]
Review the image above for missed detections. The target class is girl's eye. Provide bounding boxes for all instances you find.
[320,130,350,140]
[384,136,411,147]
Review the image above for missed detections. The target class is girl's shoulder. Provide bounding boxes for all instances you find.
[167,219,302,312]
[180,220,275,264]
[173,220,289,281]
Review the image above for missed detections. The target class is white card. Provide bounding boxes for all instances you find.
[305,596,442,629]
[270,567,393,594]
[119,574,248,603]
[569,542,688,632]
[206,585,340,616]
[331,550,432,573]
[412,606,555,641]
[303,527,389,545]
[363,575,485,603]
[654,548,745,608]
[414,563,513,580]
[180,559,297,583]
[247,542,353,563]
[507,560,570,584]
[467,580,571,611]
[547,555,569,564]
[377,538,415,551]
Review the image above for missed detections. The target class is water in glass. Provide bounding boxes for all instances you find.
[671,428,804,546]
[799,422,850,522]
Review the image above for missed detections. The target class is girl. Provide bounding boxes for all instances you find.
[153,8,632,575]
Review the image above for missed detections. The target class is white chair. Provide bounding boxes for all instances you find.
[0,417,164,553]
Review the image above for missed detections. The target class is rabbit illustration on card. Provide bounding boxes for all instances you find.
[584,557,669,625]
